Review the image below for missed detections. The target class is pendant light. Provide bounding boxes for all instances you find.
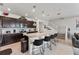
[32,5,36,13]
[3,7,10,16]
[42,11,45,17]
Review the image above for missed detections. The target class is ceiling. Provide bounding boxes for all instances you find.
[1,3,79,20]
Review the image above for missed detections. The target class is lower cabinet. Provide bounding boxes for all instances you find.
[1,33,23,46]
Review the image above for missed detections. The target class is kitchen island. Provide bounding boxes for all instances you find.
[23,32,50,54]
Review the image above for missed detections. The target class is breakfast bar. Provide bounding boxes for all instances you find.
[23,32,48,54]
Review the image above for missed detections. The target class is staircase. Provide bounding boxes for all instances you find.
[48,22,65,39]
[57,33,65,39]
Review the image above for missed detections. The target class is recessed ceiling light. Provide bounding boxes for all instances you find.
[42,14,45,17]
[32,9,35,12]
[57,12,61,15]
[33,5,36,8]
[32,5,36,13]
[42,11,44,13]
[42,10,45,17]
[25,13,28,16]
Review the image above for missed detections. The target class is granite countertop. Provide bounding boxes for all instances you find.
[2,33,22,35]
[23,32,48,38]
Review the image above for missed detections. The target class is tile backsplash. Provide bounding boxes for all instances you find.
[2,28,27,34]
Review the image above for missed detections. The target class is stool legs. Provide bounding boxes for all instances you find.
[40,46,44,55]
[32,42,53,55]
[50,39,56,46]
[43,41,52,53]
[32,45,44,55]
[49,41,52,50]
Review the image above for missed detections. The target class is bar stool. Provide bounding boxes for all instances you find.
[54,33,58,42]
[50,35,56,46]
[32,39,44,55]
[43,36,52,52]
[54,33,58,38]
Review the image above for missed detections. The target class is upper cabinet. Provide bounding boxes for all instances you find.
[19,17,36,28]
[26,21,36,28]
[2,17,17,28]
[0,16,36,28]
[0,16,2,28]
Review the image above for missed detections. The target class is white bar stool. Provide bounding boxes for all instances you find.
[32,38,44,55]
[43,35,52,53]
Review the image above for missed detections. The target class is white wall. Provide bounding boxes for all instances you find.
[48,16,78,35]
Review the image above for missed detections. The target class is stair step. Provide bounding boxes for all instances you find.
[57,34,65,39]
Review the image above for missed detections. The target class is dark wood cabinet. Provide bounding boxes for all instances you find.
[0,16,36,46]
[15,19,20,28]
[1,33,22,46]
[0,16,2,28]
[0,20,2,28]
[19,19,36,28]
[3,17,11,28]
[2,17,18,28]
[0,16,36,28]
[26,21,36,28]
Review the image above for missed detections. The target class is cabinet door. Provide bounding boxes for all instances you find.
[0,20,2,28]
[3,35,11,45]
[0,16,2,28]
[19,19,26,28]
[15,19,20,28]
[3,17,16,28]
[2,34,14,46]
[9,19,16,28]
[0,34,3,46]
[1,35,5,46]
[26,21,36,28]
[3,17,11,28]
